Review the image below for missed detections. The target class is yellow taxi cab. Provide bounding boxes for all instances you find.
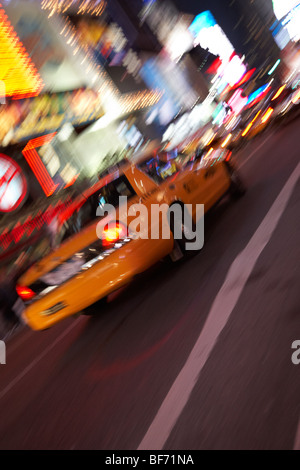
[15,147,245,330]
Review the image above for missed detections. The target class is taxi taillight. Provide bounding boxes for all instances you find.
[102,222,128,247]
[16,285,35,301]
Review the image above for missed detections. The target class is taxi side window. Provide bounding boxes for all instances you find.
[76,176,135,228]
[97,176,135,207]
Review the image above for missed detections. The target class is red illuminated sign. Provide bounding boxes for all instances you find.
[0,154,27,212]
[22,133,58,197]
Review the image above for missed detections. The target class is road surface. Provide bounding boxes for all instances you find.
[0,117,299,450]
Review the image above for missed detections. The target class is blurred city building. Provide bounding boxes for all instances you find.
[173,0,280,74]
[229,0,280,73]
[0,0,162,278]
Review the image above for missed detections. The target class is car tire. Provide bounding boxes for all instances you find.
[82,297,108,316]
[225,162,246,199]
[168,202,198,261]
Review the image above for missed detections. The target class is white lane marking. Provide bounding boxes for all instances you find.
[293,418,300,449]
[0,317,83,401]
[138,162,300,450]
[239,132,275,169]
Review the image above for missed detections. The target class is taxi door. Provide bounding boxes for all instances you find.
[174,153,230,220]
[194,158,231,210]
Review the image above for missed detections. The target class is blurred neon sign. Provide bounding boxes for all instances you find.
[0,4,43,98]
[231,68,256,89]
[227,89,248,115]
[22,133,58,197]
[246,84,271,107]
[0,154,27,212]
[0,198,72,254]
[268,59,281,75]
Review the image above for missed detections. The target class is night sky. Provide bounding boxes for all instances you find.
[172,0,277,64]
[173,0,229,16]
[172,0,237,28]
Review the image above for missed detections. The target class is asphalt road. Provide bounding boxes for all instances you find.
[0,117,300,450]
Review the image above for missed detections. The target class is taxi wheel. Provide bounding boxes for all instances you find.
[230,171,246,199]
[225,162,246,199]
[82,297,108,316]
[168,202,196,261]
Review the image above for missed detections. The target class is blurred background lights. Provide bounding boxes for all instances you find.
[164,21,194,61]
[268,59,281,75]
[0,154,27,212]
[219,55,246,87]
[189,11,235,64]
[41,0,106,17]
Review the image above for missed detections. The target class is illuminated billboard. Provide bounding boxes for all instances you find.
[272,0,300,20]
[5,1,87,93]
[272,0,300,42]
[189,11,235,63]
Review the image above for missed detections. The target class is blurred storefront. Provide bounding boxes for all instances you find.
[0,88,105,147]
[0,1,161,194]
[0,1,106,206]
[0,0,161,285]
